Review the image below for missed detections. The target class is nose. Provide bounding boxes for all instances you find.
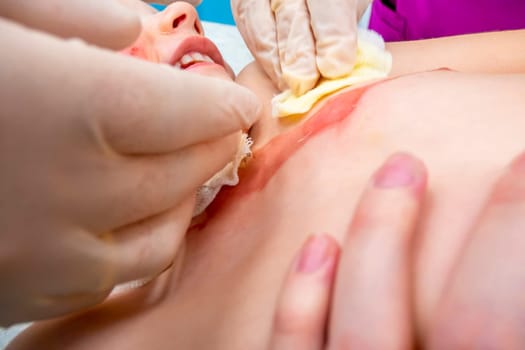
[160,2,203,35]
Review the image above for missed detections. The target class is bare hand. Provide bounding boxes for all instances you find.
[271,151,525,349]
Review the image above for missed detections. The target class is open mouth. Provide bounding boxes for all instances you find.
[170,36,226,71]
[174,52,215,69]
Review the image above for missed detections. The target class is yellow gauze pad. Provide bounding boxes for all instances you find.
[272,29,392,118]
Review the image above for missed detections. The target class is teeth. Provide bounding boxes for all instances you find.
[174,51,215,69]
[180,54,194,65]
[193,52,206,61]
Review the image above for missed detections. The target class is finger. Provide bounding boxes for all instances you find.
[428,152,525,349]
[272,0,319,95]
[107,196,195,286]
[307,0,359,79]
[231,0,285,90]
[72,133,241,232]
[328,153,427,350]
[90,50,261,155]
[19,198,193,323]
[2,230,117,324]
[0,0,141,50]
[10,198,193,324]
[1,20,261,155]
[271,234,339,350]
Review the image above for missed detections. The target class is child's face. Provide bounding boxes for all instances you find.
[121,2,234,81]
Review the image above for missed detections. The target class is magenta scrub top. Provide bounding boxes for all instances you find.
[369,0,525,41]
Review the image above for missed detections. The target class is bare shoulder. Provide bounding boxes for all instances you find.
[236,61,279,99]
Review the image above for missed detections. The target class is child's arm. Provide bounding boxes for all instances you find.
[387,29,525,76]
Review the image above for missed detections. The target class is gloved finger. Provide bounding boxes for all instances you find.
[428,152,525,349]
[306,0,359,79]
[3,198,193,325]
[2,20,261,155]
[272,0,319,95]
[328,153,427,349]
[1,229,117,324]
[106,196,195,287]
[88,47,261,155]
[270,234,339,350]
[0,0,141,50]
[70,133,240,233]
[231,0,285,90]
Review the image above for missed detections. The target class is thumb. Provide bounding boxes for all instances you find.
[0,0,141,49]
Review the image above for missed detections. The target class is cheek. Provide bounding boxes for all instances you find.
[120,30,159,63]
[122,46,148,60]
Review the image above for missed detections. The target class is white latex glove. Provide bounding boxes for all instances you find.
[0,0,259,325]
[232,0,370,95]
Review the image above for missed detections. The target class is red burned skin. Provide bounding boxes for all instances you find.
[203,83,375,220]
[226,69,452,197]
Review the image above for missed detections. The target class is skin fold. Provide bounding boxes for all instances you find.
[9,4,525,350]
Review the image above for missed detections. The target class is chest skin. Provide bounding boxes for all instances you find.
[181,70,525,346]
[9,70,525,350]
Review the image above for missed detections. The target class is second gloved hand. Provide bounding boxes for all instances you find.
[232,0,370,95]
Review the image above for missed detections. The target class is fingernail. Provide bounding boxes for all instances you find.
[373,153,421,189]
[296,234,335,274]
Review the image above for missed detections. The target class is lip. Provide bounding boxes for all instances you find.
[184,61,222,71]
[169,36,226,70]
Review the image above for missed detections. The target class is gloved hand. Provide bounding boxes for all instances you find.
[232,0,371,95]
[0,0,260,325]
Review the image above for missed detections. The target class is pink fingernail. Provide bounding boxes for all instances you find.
[373,153,422,189]
[296,234,335,274]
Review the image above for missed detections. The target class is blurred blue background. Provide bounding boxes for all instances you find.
[151,1,235,25]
